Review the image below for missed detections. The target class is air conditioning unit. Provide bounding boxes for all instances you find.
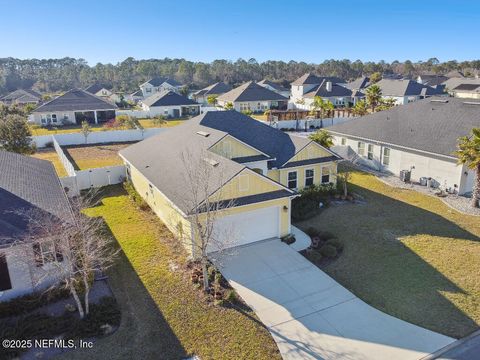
[400,170,411,183]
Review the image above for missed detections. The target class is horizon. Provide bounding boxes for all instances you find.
[1,0,479,65]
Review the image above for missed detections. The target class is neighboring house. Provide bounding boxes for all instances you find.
[290,73,350,109]
[141,90,200,118]
[120,111,340,254]
[373,79,445,105]
[0,151,71,301]
[328,97,479,195]
[451,83,480,99]
[416,74,449,87]
[257,79,290,98]
[127,89,144,103]
[84,83,121,104]
[216,81,288,112]
[30,88,117,126]
[345,77,370,91]
[0,89,42,106]
[139,77,182,97]
[443,78,480,95]
[192,82,232,105]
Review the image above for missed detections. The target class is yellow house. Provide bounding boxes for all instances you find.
[119,110,340,256]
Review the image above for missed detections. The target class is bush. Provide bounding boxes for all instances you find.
[123,181,149,210]
[319,244,338,258]
[241,109,253,116]
[317,231,336,242]
[325,238,343,252]
[225,290,237,303]
[306,250,323,263]
[305,227,319,237]
[44,140,54,148]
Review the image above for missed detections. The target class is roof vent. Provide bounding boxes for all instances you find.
[430,99,448,103]
[196,131,210,137]
[204,158,219,167]
[463,101,480,106]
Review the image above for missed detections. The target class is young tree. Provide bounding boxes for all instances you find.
[338,169,352,197]
[0,114,35,154]
[13,192,118,318]
[365,85,382,112]
[352,99,368,116]
[178,150,237,291]
[309,129,334,148]
[456,128,480,208]
[224,102,234,110]
[369,72,382,83]
[81,120,92,144]
[310,96,334,128]
[207,95,218,106]
[376,97,396,112]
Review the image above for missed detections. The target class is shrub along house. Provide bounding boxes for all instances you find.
[216,81,288,112]
[119,111,340,255]
[0,151,72,301]
[30,88,117,126]
[328,97,478,195]
[141,90,200,118]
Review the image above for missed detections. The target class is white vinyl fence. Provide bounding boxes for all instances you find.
[262,117,355,130]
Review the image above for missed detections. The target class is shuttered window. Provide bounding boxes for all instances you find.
[0,254,12,291]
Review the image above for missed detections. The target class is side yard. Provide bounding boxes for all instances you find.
[63,186,280,360]
[31,149,68,177]
[63,143,132,170]
[296,170,480,339]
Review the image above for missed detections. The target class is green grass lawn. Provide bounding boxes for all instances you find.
[137,119,186,128]
[31,149,68,177]
[296,170,480,339]
[65,186,280,360]
[29,124,107,135]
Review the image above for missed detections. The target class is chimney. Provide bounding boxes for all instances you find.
[326,81,332,92]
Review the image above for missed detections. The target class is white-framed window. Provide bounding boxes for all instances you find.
[63,113,69,121]
[146,87,151,93]
[382,147,391,166]
[164,110,169,115]
[305,169,314,187]
[40,115,47,124]
[367,144,374,160]
[239,174,249,192]
[341,138,347,145]
[358,142,365,156]
[33,240,62,267]
[321,167,330,184]
[239,103,250,111]
[51,114,57,123]
[287,171,297,189]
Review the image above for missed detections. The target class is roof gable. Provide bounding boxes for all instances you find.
[34,88,116,112]
[217,81,287,102]
[142,91,198,107]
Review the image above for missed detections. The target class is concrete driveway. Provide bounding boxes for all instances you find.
[214,239,455,360]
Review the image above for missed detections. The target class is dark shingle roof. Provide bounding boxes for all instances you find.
[217,81,287,102]
[417,75,449,87]
[304,80,353,98]
[0,151,72,244]
[1,89,41,103]
[193,82,232,97]
[84,83,108,94]
[120,111,336,212]
[453,84,480,92]
[142,91,198,107]
[34,89,117,113]
[144,77,181,87]
[328,97,480,158]
[346,77,370,90]
[257,79,289,93]
[291,73,346,86]
[374,79,443,97]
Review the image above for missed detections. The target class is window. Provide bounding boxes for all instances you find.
[367,144,374,160]
[305,169,314,187]
[321,167,330,184]
[382,147,391,166]
[51,114,57,123]
[33,241,63,267]
[63,113,69,121]
[146,88,151,93]
[41,115,47,124]
[0,254,12,291]
[358,142,365,156]
[287,171,297,189]
[341,138,347,145]
[239,174,249,192]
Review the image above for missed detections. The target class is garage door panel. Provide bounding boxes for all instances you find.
[209,206,280,252]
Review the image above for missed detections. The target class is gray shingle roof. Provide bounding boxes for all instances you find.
[304,80,353,98]
[417,75,449,87]
[328,97,480,158]
[34,89,117,113]
[1,89,41,103]
[142,91,198,107]
[257,79,289,93]
[346,77,370,90]
[120,111,333,213]
[144,77,181,87]
[84,83,108,94]
[0,151,72,244]
[453,83,480,92]
[291,73,346,86]
[193,82,232,97]
[374,79,443,97]
[217,81,287,102]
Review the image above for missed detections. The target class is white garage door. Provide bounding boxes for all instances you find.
[210,206,280,252]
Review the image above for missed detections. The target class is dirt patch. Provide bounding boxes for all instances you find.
[63,142,135,170]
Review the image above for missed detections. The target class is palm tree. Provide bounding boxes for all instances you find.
[456,128,480,208]
[352,99,368,116]
[310,96,334,128]
[207,95,218,106]
[365,85,382,112]
[309,129,334,148]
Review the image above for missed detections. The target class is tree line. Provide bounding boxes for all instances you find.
[1,57,479,96]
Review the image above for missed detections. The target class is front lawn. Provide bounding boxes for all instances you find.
[66,186,280,360]
[296,170,480,339]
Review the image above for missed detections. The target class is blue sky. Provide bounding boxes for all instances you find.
[1,0,478,65]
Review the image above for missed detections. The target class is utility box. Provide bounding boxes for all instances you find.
[400,170,411,183]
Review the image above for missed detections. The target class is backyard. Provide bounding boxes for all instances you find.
[31,149,68,177]
[63,143,132,170]
[295,170,480,339]
[59,186,280,360]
